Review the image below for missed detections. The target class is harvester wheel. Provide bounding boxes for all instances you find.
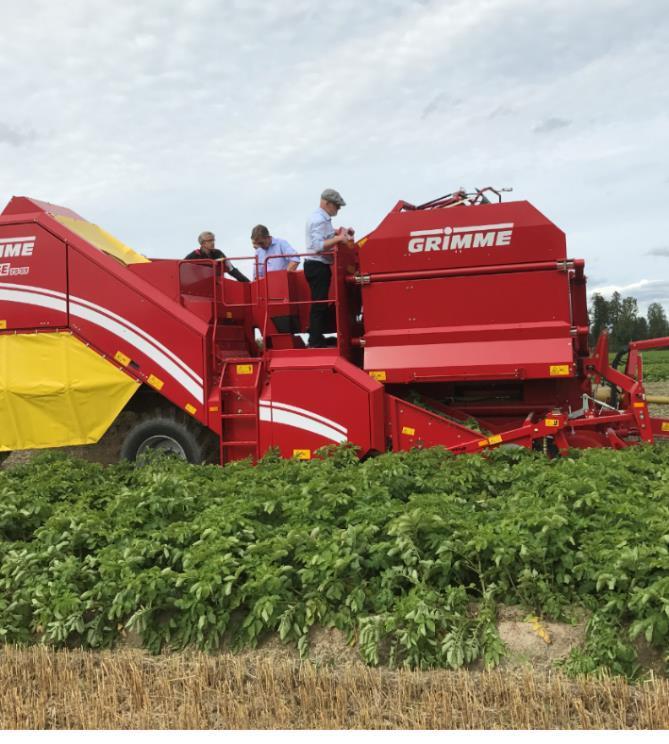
[120,410,217,464]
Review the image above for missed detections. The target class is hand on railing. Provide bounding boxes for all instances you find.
[335,227,355,243]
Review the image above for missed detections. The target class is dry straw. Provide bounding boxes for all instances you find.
[0,646,667,729]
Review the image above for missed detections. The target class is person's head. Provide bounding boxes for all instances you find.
[320,188,346,217]
[251,224,272,250]
[198,231,216,254]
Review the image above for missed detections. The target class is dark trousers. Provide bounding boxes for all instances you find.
[304,260,332,344]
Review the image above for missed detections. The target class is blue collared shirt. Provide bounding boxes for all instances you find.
[305,207,334,264]
[254,237,301,279]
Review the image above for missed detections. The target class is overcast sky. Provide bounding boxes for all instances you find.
[2,0,668,310]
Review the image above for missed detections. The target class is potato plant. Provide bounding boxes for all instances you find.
[643,350,669,382]
[0,444,668,678]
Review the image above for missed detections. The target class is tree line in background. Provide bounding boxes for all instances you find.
[589,293,669,350]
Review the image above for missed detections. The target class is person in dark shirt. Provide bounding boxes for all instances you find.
[184,231,249,282]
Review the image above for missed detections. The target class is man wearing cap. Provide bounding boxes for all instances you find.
[304,189,353,348]
[251,225,300,279]
[184,231,249,282]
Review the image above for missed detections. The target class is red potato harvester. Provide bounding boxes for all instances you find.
[0,188,667,465]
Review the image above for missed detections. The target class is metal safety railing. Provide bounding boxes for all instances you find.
[255,248,343,346]
[178,246,347,352]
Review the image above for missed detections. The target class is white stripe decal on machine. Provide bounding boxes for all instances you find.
[0,282,64,298]
[0,283,204,403]
[452,222,514,233]
[0,282,203,388]
[0,287,67,313]
[266,400,348,435]
[69,302,203,402]
[71,295,204,386]
[0,235,36,244]
[259,402,348,443]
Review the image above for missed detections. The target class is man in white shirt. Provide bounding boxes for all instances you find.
[251,225,300,279]
[304,188,353,348]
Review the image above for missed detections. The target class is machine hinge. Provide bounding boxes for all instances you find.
[556,260,574,272]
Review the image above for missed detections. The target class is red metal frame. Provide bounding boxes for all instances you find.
[1,192,667,464]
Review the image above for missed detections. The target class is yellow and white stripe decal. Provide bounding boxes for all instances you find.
[0,282,204,402]
[259,401,348,443]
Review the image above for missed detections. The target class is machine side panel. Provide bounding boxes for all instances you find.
[128,261,186,303]
[359,201,565,275]
[363,269,572,342]
[0,220,68,330]
[365,337,575,383]
[385,394,482,452]
[362,268,575,382]
[260,354,384,458]
[67,248,210,422]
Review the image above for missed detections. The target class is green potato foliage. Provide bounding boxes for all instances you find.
[641,350,669,382]
[1,443,668,678]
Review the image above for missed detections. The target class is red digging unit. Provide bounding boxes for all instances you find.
[0,188,667,464]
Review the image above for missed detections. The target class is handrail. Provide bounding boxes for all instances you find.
[179,246,350,352]
[349,259,576,285]
[256,247,346,346]
[400,186,513,211]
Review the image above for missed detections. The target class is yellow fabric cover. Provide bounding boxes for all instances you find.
[0,332,139,451]
[55,215,150,265]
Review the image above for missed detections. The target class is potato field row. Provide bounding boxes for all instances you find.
[1,444,668,678]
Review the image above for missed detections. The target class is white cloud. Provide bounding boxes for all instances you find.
[0,0,667,293]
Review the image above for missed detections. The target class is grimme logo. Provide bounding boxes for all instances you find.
[408,223,514,253]
[0,235,35,258]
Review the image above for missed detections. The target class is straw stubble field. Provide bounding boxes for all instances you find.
[1,646,668,729]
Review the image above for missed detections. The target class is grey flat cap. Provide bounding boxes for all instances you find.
[321,188,346,207]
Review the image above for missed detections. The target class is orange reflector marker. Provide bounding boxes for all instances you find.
[293,449,311,460]
[488,434,502,445]
[633,402,645,408]
[0,320,6,330]
[236,364,253,375]
[478,440,488,448]
[549,365,570,376]
[544,418,560,427]
[208,405,219,412]
[185,404,197,416]
[369,370,386,381]
[147,374,164,390]
[401,426,416,436]
[114,350,130,366]
[662,423,669,432]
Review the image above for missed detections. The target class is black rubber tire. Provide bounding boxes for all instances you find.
[0,451,11,466]
[120,410,217,464]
